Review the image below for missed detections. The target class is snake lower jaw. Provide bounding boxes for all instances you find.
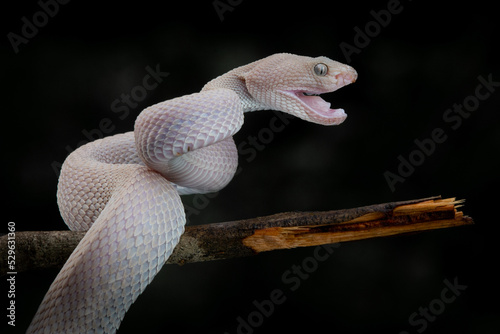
[309,107,347,126]
[317,108,347,125]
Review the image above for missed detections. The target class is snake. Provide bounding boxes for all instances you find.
[27,53,357,333]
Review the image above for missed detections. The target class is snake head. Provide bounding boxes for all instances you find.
[243,53,357,126]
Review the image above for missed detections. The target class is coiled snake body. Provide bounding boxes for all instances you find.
[28,53,357,333]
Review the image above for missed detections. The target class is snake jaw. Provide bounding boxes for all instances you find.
[281,87,349,126]
[238,53,357,125]
[278,68,357,126]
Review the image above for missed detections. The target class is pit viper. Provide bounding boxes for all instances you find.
[27,53,357,333]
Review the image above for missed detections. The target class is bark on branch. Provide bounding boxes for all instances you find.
[0,196,473,276]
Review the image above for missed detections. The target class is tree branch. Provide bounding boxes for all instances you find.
[0,196,473,276]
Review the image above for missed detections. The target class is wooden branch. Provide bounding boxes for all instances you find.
[0,196,473,276]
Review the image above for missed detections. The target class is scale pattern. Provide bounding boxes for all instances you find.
[29,167,184,333]
[27,53,357,333]
[135,89,243,193]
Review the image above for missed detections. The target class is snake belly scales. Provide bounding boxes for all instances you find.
[27,53,357,333]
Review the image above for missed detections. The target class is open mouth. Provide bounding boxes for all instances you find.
[284,90,347,124]
[296,91,343,116]
[282,71,357,125]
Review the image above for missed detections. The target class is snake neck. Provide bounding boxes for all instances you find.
[201,59,268,113]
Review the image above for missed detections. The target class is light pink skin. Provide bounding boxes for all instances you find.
[28,54,357,334]
[203,53,357,125]
[239,53,357,125]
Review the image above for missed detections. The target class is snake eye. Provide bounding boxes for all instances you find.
[313,63,328,76]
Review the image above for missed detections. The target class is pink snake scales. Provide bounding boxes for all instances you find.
[27,53,357,333]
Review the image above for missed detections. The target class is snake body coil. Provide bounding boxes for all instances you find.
[28,53,357,333]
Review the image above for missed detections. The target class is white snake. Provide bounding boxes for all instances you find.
[28,53,357,333]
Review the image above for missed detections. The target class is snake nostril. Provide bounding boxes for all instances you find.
[336,71,357,85]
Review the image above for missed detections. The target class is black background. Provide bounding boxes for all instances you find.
[2,0,499,333]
